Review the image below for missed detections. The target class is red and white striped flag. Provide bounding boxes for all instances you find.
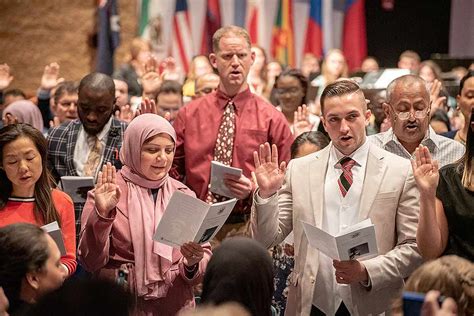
[171,0,194,74]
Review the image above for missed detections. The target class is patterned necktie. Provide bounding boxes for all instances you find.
[206,101,236,204]
[338,157,356,197]
[83,136,103,177]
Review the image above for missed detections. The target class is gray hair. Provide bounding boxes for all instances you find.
[386,75,429,104]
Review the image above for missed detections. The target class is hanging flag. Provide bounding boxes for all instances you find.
[171,0,194,74]
[271,0,295,67]
[201,0,221,54]
[304,0,323,58]
[96,0,120,75]
[247,0,259,44]
[342,0,367,70]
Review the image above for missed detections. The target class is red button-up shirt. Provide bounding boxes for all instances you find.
[172,88,293,213]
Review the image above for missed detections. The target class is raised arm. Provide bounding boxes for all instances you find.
[411,145,449,259]
[78,163,121,272]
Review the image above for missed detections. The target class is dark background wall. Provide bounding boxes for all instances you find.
[366,0,451,68]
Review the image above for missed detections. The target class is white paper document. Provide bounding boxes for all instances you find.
[41,221,66,256]
[301,218,378,261]
[153,191,238,247]
[209,161,242,198]
[60,176,94,203]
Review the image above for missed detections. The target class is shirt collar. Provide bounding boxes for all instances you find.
[330,138,370,169]
[382,126,439,150]
[216,86,253,113]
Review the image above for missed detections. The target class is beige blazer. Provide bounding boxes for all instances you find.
[251,143,422,316]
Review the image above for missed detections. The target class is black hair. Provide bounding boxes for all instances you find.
[290,131,330,159]
[0,223,49,311]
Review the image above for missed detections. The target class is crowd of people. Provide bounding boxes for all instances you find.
[0,25,473,316]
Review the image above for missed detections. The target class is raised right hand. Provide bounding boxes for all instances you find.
[253,142,286,198]
[0,63,13,90]
[411,145,439,196]
[95,162,121,217]
[40,62,64,90]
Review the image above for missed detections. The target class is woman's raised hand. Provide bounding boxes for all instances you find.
[95,162,121,217]
[411,145,439,196]
[253,143,287,199]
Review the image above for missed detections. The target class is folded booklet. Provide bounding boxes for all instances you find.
[209,161,242,198]
[301,218,378,261]
[153,191,237,247]
[41,221,66,256]
[60,176,94,203]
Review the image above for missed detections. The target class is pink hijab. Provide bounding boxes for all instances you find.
[2,100,44,131]
[117,114,184,299]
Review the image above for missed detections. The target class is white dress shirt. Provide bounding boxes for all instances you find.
[73,117,113,179]
[312,139,370,315]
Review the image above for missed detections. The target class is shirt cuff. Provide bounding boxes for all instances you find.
[37,88,51,99]
[254,189,277,203]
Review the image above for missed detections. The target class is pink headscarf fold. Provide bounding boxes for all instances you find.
[117,114,181,299]
[2,100,44,132]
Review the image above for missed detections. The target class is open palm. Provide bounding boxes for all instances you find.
[253,143,287,198]
[95,163,121,217]
[411,145,439,195]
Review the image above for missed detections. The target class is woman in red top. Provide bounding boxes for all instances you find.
[0,123,76,274]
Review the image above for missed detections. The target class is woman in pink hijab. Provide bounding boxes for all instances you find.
[2,100,44,132]
[78,114,211,316]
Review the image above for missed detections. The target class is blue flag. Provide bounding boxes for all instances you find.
[96,0,120,75]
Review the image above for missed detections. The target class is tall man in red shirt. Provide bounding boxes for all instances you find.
[172,26,293,238]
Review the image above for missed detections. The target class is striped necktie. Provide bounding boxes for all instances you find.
[338,157,356,197]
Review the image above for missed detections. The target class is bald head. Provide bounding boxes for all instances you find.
[386,75,429,105]
[79,72,115,97]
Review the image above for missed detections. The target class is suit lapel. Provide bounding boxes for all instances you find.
[309,147,330,228]
[358,144,387,220]
[103,119,121,163]
[66,121,81,176]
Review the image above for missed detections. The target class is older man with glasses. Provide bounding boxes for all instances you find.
[369,74,464,167]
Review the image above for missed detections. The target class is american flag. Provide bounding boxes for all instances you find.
[171,0,193,74]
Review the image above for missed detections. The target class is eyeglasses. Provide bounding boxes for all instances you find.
[276,87,301,96]
[389,104,429,120]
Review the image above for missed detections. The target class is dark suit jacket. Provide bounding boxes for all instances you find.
[47,117,127,240]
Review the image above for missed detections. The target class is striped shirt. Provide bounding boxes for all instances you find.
[368,126,465,167]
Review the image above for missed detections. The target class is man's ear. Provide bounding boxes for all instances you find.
[365,109,372,126]
[25,271,40,291]
[382,102,391,120]
[250,49,256,66]
[209,53,217,69]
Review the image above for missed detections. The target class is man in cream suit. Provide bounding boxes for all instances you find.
[251,80,422,316]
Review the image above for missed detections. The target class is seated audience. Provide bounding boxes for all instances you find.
[78,114,211,315]
[0,223,67,315]
[412,108,474,262]
[201,237,274,316]
[0,124,76,274]
[2,100,44,132]
[28,278,134,316]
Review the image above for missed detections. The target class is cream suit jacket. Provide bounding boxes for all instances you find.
[251,143,422,316]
